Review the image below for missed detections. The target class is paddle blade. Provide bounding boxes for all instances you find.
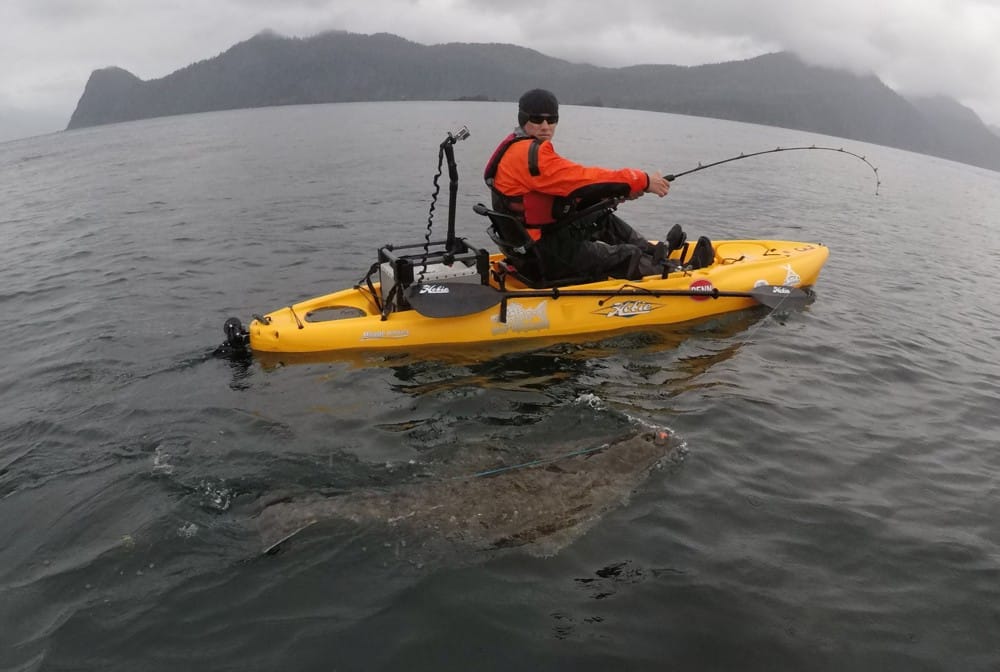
[748,284,812,310]
[405,283,504,318]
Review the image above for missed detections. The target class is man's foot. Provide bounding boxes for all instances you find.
[688,236,714,269]
[665,224,687,252]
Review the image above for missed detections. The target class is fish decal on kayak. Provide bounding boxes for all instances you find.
[491,300,550,335]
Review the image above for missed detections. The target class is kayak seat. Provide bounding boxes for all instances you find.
[475,203,594,288]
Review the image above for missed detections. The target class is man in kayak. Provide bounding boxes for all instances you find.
[484,88,684,282]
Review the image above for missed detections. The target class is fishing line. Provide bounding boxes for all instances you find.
[461,443,610,480]
[446,428,674,481]
[666,145,881,195]
[736,284,811,345]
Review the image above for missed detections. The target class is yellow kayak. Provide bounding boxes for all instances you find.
[225,238,827,356]
[217,127,833,360]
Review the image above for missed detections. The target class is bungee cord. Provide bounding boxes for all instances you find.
[417,126,470,283]
[417,143,448,284]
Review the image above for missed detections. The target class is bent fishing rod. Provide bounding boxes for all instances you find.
[664,145,881,195]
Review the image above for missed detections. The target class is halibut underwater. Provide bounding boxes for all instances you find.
[256,430,677,555]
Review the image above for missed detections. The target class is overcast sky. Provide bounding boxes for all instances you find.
[3,0,1000,143]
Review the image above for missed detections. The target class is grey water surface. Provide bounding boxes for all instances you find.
[2,101,999,671]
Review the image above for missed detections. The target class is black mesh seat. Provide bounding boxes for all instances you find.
[475,203,595,288]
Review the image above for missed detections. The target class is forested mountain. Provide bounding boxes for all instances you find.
[67,30,1000,172]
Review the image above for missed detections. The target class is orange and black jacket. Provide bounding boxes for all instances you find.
[484,131,650,241]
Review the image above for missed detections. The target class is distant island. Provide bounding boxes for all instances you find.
[68,30,1000,173]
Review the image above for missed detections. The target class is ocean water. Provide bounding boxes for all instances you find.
[1,101,999,671]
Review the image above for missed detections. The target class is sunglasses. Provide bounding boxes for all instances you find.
[526,114,559,125]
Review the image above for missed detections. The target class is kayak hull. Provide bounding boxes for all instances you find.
[247,239,828,354]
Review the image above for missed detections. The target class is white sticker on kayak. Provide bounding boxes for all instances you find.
[361,330,410,340]
[492,301,550,334]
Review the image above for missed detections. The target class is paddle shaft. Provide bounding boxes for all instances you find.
[493,285,806,321]
[406,282,809,319]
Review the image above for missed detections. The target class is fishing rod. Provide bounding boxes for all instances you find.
[665,145,881,195]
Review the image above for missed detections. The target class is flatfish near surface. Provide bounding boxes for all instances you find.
[257,430,676,555]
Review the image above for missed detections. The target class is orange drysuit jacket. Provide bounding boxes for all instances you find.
[486,133,650,240]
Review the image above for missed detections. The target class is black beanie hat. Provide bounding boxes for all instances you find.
[518,89,559,127]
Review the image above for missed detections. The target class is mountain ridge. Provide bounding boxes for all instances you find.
[67,30,1000,172]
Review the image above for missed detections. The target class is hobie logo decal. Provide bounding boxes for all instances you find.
[688,279,714,301]
[771,286,791,295]
[597,300,661,318]
[418,284,450,295]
